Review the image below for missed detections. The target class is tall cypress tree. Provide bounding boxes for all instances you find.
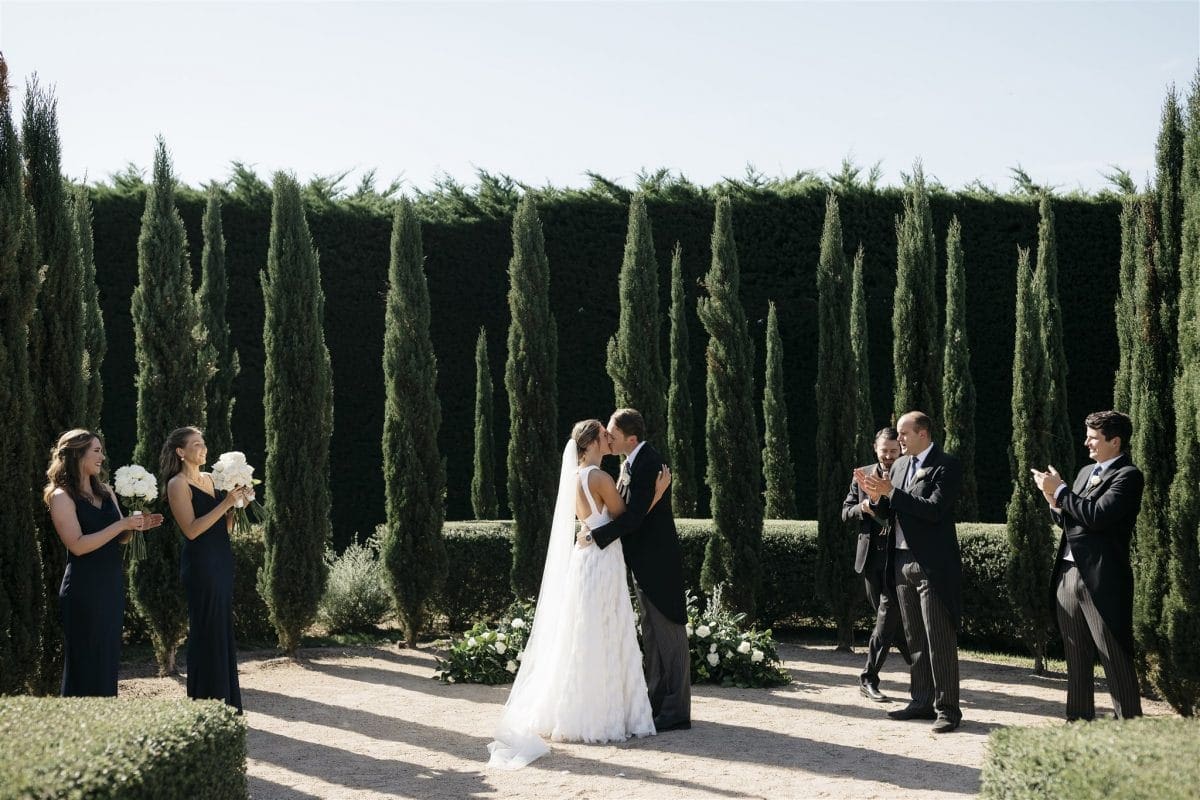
[260,173,333,655]
[1035,196,1074,480]
[1156,87,1184,387]
[814,194,858,649]
[1161,68,1200,716]
[942,217,979,521]
[1005,247,1054,673]
[0,56,44,693]
[471,327,499,520]
[762,301,796,519]
[130,139,211,674]
[505,196,558,599]
[667,243,698,518]
[199,186,239,457]
[607,193,667,444]
[381,199,447,645]
[697,197,763,618]
[73,186,104,432]
[849,245,874,464]
[23,77,86,692]
[892,163,941,437]
[1113,197,1138,412]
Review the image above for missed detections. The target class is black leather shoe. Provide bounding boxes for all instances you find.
[654,716,691,732]
[860,682,888,702]
[887,705,936,721]
[931,717,961,733]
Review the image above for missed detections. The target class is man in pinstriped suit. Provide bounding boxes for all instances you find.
[855,410,964,733]
[1032,410,1143,721]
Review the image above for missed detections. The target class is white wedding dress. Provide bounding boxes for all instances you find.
[488,446,655,769]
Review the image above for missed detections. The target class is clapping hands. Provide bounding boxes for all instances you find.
[853,467,893,504]
[1030,466,1064,506]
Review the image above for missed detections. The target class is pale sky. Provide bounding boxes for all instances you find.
[2,1,1197,194]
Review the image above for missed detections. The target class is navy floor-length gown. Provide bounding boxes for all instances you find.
[60,492,124,697]
[182,482,243,712]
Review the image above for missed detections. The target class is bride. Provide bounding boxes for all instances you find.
[487,419,671,769]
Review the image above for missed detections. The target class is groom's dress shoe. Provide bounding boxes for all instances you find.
[653,716,691,732]
[887,705,936,721]
[860,682,888,702]
[931,717,961,734]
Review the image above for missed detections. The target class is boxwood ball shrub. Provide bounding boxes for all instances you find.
[0,697,247,799]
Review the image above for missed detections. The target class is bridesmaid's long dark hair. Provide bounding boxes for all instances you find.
[160,426,203,485]
[43,429,110,507]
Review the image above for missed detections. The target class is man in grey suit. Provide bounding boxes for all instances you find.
[1032,410,1144,721]
[856,410,963,733]
[842,426,911,701]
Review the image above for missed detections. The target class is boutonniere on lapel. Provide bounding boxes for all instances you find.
[1088,474,1102,488]
[915,467,931,481]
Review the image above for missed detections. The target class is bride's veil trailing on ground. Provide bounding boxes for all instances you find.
[487,439,580,769]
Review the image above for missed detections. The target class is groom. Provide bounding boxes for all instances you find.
[578,408,691,732]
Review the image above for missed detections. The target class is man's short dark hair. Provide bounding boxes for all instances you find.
[902,411,933,435]
[1085,410,1133,452]
[611,408,646,442]
[875,427,899,443]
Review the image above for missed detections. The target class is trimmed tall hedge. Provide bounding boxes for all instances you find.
[981,718,1200,800]
[86,185,1124,547]
[0,697,247,799]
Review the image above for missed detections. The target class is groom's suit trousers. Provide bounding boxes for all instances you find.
[636,584,690,726]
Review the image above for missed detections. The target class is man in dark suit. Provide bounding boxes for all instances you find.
[842,426,911,701]
[578,408,691,731]
[855,410,963,733]
[1032,410,1143,721]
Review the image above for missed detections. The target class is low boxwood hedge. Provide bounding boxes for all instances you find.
[981,717,1200,799]
[0,697,247,799]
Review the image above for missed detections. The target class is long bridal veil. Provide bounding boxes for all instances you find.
[487,439,580,769]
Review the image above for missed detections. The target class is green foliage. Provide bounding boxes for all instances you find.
[504,196,558,599]
[471,327,499,519]
[380,199,448,644]
[433,600,533,684]
[1113,197,1138,412]
[942,217,979,521]
[892,163,942,434]
[1129,196,1173,695]
[686,587,791,688]
[1035,196,1074,479]
[697,197,763,617]
[0,697,247,799]
[981,718,1200,800]
[849,245,874,464]
[814,195,858,649]
[227,524,273,645]
[762,301,796,519]
[0,60,44,694]
[199,186,239,457]
[1161,68,1200,717]
[1005,247,1054,672]
[434,522,517,629]
[130,139,210,675]
[667,243,699,517]
[73,186,105,432]
[1155,87,1185,386]
[260,172,333,654]
[319,530,394,634]
[606,193,668,443]
[23,76,86,693]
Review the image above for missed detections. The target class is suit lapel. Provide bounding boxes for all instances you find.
[1083,453,1129,498]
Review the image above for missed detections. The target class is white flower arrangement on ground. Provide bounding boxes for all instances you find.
[113,464,158,561]
[433,600,535,685]
[686,586,791,688]
[210,451,264,535]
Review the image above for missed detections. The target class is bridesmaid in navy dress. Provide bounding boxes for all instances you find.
[45,429,164,696]
[163,426,248,713]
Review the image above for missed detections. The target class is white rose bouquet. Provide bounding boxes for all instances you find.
[113,464,158,561]
[210,451,264,535]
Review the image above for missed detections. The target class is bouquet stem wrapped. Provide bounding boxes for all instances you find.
[211,452,264,535]
[113,465,158,561]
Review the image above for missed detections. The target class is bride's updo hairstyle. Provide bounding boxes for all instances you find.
[572,419,604,462]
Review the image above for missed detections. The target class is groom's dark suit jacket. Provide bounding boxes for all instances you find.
[589,442,687,625]
[877,444,964,627]
[1048,453,1143,655]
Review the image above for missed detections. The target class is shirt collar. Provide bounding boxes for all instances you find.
[626,441,647,469]
[909,442,934,469]
[1093,453,1123,475]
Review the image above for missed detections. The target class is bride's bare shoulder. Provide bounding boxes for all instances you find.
[585,467,616,489]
